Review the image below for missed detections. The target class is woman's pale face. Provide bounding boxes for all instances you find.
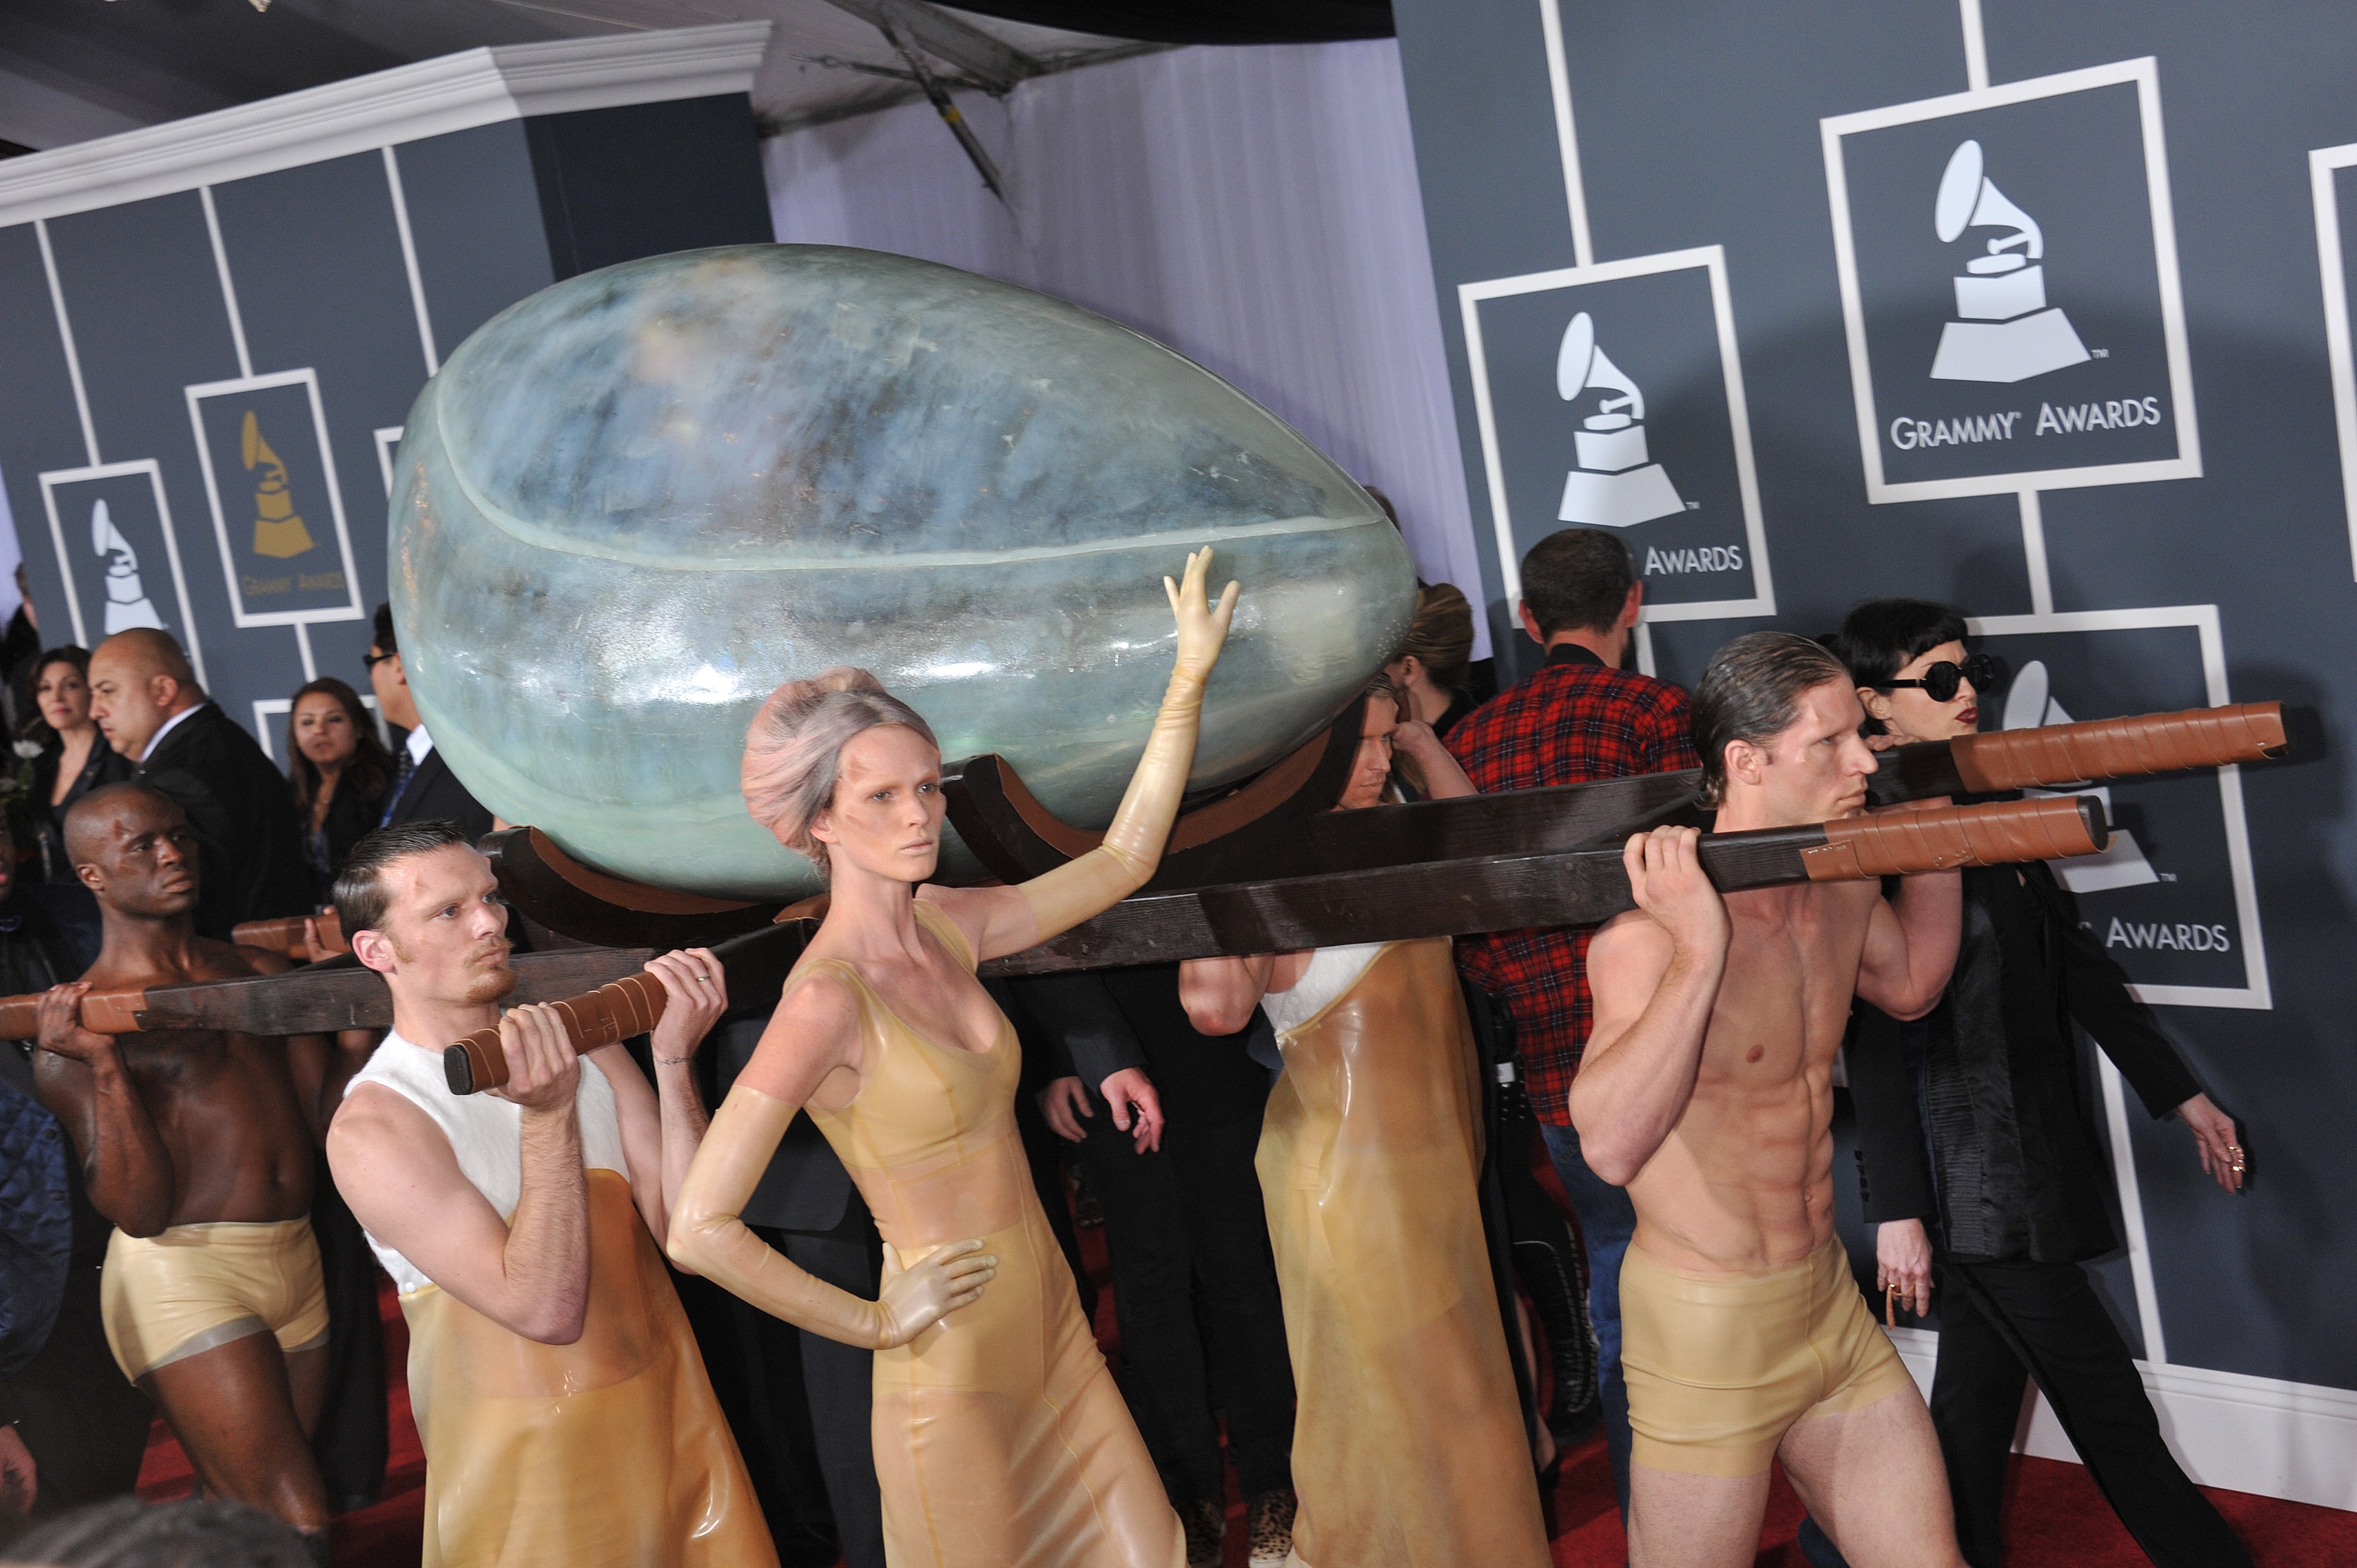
[1337,695,1399,811]
[1867,638,1981,745]
[294,693,360,769]
[812,724,946,884]
[36,662,89,731]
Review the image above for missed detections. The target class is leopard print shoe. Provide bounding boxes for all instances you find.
[1246,1488,1296,1567]
[1181,1497,1226,1567]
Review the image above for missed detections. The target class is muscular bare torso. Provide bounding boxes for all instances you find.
[38,938,315,1229]
[1622,879,1881,1273]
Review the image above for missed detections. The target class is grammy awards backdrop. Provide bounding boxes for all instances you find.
[1394,0,2357,1504]
[0,25,774,760]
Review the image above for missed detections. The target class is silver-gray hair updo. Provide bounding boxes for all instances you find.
[741,668,939,873]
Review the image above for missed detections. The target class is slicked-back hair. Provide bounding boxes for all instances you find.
[1520,528,1635,638]
[1692,632,1855,807]
[334,819,472,938]
[1829,599,1970,690]
[372,601,398,656]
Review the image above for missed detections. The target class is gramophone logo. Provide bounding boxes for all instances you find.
[1929,141,2091,384]
[2003,659,2159,895]
[243,411,316,560]
[91,498,167,635]
[1820,59,2199,502]
[1555,312,1687,529]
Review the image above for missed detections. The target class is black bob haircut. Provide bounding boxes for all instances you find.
[1827,599,1969,690]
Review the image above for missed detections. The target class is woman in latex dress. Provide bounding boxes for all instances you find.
[669,551,1238,1568]
[1178,680,1553,1568]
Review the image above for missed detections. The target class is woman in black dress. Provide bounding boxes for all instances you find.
[13,647,132,885]
[282,677,394,906]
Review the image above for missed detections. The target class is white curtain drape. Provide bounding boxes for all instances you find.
[763,39,1490,656]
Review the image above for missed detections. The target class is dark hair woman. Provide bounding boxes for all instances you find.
[12,646,132,884]
[1829,597,2251,1568]
[282,677,396,904]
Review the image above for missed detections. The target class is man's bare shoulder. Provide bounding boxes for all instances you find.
[1591,906,1671,962]
[330,1077,450,1170]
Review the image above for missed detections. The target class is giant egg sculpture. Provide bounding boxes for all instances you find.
[391,245,1416,899]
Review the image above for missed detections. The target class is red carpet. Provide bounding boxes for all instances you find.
[130,1239,2357,1567]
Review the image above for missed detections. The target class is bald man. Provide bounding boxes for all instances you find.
[32,784,336,1557]
[87,630,307,938]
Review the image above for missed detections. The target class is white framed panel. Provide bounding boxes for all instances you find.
[2307,140,2357,580]
[1964,604,2268,1010]
[184,368,365,628]
[374,425,404,498]
[35,459,208,687]
[1459,245,1774,623]
[1822,58,2201,504]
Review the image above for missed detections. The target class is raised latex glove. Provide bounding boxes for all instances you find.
[669,1086,996,1348]
[1021,547,1239,942]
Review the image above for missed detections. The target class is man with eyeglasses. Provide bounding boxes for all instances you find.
[363,604,496,844]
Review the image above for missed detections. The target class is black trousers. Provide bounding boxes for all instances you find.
[1933,1255,2250,1568]
[307,1156,388,1510]
[777,1199,887,1568]
[1075,1107,1295,1505]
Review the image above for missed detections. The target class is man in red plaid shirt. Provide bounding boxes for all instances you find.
[1447,528,1697,1526]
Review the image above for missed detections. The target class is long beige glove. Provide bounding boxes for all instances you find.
[1021,547,1241,942]
[667,1086,996,1348]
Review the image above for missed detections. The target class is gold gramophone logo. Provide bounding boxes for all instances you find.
[241,410,316,560]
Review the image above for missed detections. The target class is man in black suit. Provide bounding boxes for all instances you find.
[85,630,308,940]
[363,605,495,843]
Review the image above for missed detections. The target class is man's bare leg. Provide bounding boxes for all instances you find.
[1626,1463,1770,1568]
[142,1333,330,1533]
[1777,1385,1965,1568]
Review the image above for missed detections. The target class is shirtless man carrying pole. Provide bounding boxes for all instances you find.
[1576,633,1966,1568]
[31,783,333,1556]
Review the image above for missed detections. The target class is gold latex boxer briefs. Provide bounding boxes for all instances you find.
[101,1216,329,1383]
[1620,1234,1916,1477]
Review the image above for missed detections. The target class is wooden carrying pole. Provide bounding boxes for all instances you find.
[438,793,2106,1095]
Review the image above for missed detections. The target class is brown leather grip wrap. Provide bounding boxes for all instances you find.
[444,972,670,1096]
[1800,796,2106,881]
[230,910,347,957]
[1949,703,2284,793]
[0,988,156,1041]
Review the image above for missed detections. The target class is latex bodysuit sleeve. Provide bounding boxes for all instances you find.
[669,1086,980,1348]
[1016,665,1207,942]
[1017,548,1233,941]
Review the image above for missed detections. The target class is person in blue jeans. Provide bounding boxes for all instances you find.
[1536,1122,1639,1513]
[1445,529,1701,1529]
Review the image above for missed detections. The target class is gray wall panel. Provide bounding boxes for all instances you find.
[212,149,436,687]
[393,120,553,360]
[0,223,99,659]
[1396,0,2357,1391]
[41,190,294,744]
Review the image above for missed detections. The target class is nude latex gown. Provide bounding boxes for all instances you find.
[671,561,1232,1567]
[796,901,1179,1567]
[1257,938,1552,1568]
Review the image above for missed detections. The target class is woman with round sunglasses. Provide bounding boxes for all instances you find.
[1827,599,2250,1568]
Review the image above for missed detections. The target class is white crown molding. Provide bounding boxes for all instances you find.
[0,21,771,230]
[1890,1327,2357,1511]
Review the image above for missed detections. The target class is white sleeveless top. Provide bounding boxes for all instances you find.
[1260,942,1388,1039]
[343,1031,632,1294]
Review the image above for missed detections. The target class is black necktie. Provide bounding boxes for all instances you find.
[381,749,416,827]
